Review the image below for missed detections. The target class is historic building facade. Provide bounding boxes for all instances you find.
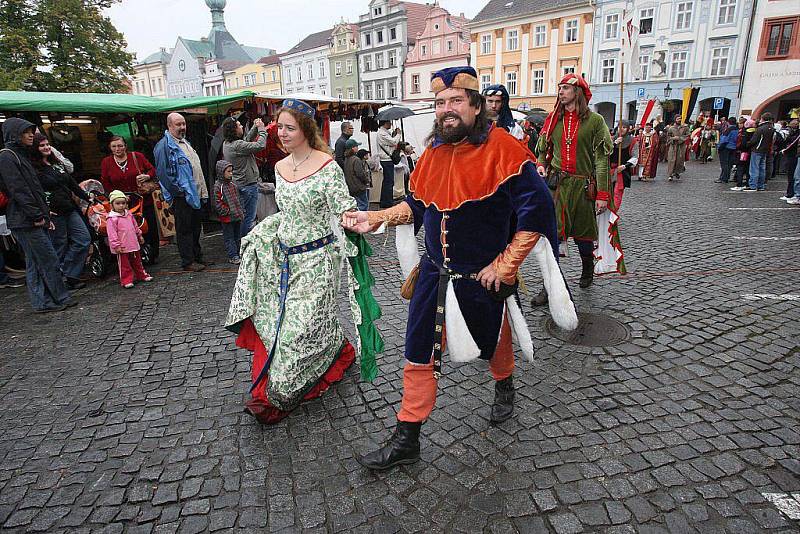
[329,22,361,100]
[280,28,334,96]
[131,48,170,98]
[357,0,431,101]
[403,5,470,101]
[590,0,752,125]
[739,0,799,118]
[469,0,595,112]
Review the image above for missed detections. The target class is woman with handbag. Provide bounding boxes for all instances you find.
[100,136,160,263]
[31,133,92,289]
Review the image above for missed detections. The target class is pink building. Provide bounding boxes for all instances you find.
[403,5,470,101]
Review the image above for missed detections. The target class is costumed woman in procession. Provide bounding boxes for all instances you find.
[344,67,578,470]
[531,73,625,308]
[225,99,382,424]
[637,121,660,181]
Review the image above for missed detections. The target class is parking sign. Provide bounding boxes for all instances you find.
[637,88,646,99]
[713,98,724,110]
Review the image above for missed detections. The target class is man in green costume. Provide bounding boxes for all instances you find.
[532,73,619,306]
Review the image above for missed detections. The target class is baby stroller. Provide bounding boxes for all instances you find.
[79,180,152,278]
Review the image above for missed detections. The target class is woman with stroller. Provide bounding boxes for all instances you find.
[100,136,160,263]
[31,133,91,290]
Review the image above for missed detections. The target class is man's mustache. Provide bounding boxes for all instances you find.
[437,112,461,124]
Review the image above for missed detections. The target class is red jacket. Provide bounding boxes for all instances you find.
[100,152,157,205]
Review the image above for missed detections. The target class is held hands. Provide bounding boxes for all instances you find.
[254,118,266,130]
[595,199,608,215]
[341,211,378,234]
[477,263,501,292]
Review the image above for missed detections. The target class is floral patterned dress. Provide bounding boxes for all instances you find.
[226,159,363,422]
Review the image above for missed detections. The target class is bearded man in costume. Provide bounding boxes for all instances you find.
[531,74,624,307]
[637,121,660,181]
[343,66,578,470]
[666,115,690,181]
[483,84,526,141]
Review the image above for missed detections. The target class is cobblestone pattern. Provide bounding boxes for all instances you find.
[1,162,799,533]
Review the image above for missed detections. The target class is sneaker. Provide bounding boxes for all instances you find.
[182,263,206,272]
[788,197,800,205]
[714,179,723,183]
[3,269,25,280]
[143,276,153,282]
[742,187,757,192]
[123,283,134,288]
[228,257,241,265]
[779,196,789,201]
[0,280,24,289]
[667,176,673,182]
[757,188,766,191]
[730,186,744,191]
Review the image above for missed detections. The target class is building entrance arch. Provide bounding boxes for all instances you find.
[752,86,800,120]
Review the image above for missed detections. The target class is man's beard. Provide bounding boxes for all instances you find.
[487,109,498,120]
[434,112,471,143]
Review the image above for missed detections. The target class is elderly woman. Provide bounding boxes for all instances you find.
[100,136,160,263]
[31,133,92,290]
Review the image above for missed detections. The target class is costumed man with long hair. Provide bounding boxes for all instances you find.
[531,74,625,308]
[483,84,526,141]
[343,67,578,470]
[637,121,660,181]
[609,120,638,209]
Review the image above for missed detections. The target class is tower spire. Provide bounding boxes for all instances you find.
[205,0,227,31]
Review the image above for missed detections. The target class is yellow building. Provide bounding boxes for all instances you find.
[469,0,594,112]
[223,55,282,95]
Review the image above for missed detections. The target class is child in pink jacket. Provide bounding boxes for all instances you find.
[106,190,153,288]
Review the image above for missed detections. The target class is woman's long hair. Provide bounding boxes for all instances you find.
[30,133,60,169]
[276,107,331,154]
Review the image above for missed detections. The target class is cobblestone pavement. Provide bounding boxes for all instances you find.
[1,161,799,533]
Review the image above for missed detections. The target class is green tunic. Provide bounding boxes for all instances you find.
[536,111,613,242]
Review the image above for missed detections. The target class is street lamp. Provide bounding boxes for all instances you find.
[663,83,672,99]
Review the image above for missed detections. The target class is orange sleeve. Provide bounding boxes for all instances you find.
[491,231,541,284]
[366,201,414,228]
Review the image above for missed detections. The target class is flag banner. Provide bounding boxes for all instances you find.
[621,10,642,80]
[681,87,700,121]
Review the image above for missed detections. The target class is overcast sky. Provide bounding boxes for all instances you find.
[106,0,488,62]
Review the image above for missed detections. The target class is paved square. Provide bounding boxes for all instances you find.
[1,162,799,533]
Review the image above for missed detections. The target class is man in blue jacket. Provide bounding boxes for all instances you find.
[715,117,738,183]
[0,118,75,311]
[154,113,207,272]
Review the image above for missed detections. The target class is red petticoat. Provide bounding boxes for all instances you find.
[235,318,356,424]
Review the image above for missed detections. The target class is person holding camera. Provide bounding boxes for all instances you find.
[377,120,401,208]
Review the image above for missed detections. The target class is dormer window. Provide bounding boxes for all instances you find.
[373,6,382,16]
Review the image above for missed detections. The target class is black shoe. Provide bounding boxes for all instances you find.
[491,375,515,423]
[0,280,24,289]
[531,287,548,307]
[579,255,594,289]
[66,278,86,290]
[358,421,421,470]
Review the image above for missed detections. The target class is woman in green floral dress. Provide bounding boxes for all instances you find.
[226,99,381,424]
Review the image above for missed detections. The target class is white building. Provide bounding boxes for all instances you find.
[280,28,334,96]
[131,48,170,98]
[162,0,273,98]
[357,0,431,101]
[590,0,752,125]
[739,0,799,118]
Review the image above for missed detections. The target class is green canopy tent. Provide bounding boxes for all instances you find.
[0,90,257,114]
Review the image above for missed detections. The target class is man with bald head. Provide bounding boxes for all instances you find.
[154,113,208,271]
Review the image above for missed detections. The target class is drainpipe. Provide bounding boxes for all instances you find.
[737,0,758,115]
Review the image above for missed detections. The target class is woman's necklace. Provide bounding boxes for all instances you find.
[291,149,312,174]
[114,155,128,172]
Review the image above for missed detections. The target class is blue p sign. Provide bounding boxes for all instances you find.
[637,88,646,98]
[713,98,724,110]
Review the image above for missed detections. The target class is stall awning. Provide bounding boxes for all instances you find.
[0,91,258,114]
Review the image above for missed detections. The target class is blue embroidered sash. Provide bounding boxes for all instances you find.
[250,233,337,392]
